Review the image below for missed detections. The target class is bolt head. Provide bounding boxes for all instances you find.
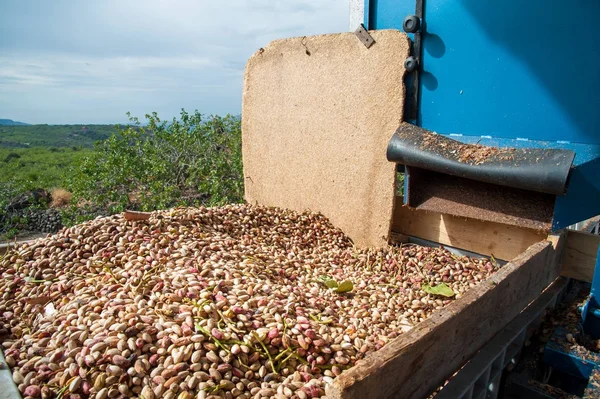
[404,57,418,72]
[403,15,421,33]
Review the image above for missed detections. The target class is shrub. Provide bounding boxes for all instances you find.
[0,181,28,237]
[26,172,39,182]
[4,152,21,163]
[68,109,243,217]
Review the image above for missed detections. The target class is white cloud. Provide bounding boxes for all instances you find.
[0,0,349,124]
[0,55,214,87]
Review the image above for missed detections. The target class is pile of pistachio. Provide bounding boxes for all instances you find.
[0,204,497,399]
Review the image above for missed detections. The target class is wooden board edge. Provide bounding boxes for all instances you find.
[560,229,600,283]
[391,198,548,261]
[548,231,567,273]
[436,276,568,397]
[326,237,561,399]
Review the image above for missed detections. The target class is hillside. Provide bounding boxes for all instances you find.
[0,146,92,187]
[0,124,117,148]
[0,124,117,190]
[0,119,30,126]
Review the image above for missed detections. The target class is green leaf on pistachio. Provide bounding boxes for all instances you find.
[318,275,338,289]
[334,280,354,293]
[422,283,455,297]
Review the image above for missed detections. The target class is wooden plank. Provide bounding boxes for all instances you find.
[548,232,567,278]
[242,30,410,248]
[561,229,600,283]
[391,199,548,261]
[326,236,562,399]
[435,276,568,398]
[124,210,151,221]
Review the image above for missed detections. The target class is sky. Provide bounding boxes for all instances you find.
[0,0,350,124]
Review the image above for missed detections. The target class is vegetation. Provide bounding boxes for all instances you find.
[0,147,92,189]
[0,180,28,238]
[0,124,115,148]
[67,110,243,220]
[1,110,244,236]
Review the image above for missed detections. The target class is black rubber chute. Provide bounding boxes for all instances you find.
[387,123,575,195]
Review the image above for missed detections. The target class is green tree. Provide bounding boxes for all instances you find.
[68,109,243,217]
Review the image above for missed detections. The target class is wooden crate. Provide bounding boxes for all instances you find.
[3,201,595,399]
[324,197,567,399]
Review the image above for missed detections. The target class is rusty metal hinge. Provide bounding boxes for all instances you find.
[354,24,375,49]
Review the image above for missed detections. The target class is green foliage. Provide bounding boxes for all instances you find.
[396,172,405,196]
[0,123,112,234]
[1,110,244,233]
[68,109,243,215]
[4,152,21,162]
[0,147,92,190]
[0,181,29,238]
[0,124,116,148]
[26,172,39,182]
[0,180,21,213]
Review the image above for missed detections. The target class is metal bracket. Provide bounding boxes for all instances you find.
[354,24,375,48]
[581,245,600,339]
[407,0,424,122]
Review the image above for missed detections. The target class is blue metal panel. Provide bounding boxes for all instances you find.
[365,0,419,123]
[544,327,600,380]
[367,0,600,145]
[369,0,600,227]
[363,0,370,29]
[554,157,600,230]
[364,0,414,31]
[581,246,600,339]
[544,250,600,390]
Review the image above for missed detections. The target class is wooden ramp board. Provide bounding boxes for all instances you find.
[242,30,410,248]
[391,196,549,261]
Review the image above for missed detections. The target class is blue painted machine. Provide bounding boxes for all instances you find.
[363,0,600,230]
[361,0,600,396]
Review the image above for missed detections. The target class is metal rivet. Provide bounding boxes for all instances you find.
[403,15,421,33]
[404,56,418,72]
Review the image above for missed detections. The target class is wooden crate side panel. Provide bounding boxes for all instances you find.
[391,201,547,261]
[561,229,600,283]
[326,239,560,399]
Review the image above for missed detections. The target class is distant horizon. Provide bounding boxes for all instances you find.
[1,118,128,126]
[0,1,348,124]
[0,113,242,126]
